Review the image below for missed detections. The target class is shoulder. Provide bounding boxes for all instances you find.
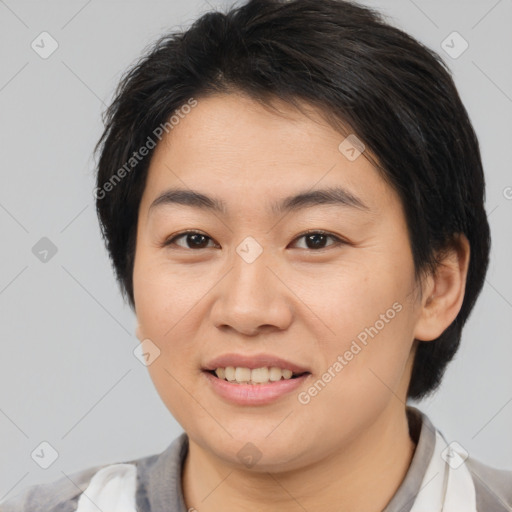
[465,456,512,511]
[0,435,188,512]
[0,464,105,512]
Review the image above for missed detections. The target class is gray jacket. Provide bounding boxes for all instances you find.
[1,407,511,511]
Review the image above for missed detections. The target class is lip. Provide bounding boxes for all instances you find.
[203,370,311,406]
[203,353,310,374]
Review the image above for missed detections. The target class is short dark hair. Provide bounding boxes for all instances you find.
[94,0,491,400]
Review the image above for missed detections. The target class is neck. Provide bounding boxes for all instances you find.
[182,405,417,512]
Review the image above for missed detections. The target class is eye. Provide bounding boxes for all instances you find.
[163,230,218,249]
[162,229,345,251]
[290,230,345,250]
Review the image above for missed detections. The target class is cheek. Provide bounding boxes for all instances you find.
[296,256,409,337]
[133,261,204,423]
[134,256,200,338]
[133,257,213,403]
[299,304,414,432]
[300,256,416,391]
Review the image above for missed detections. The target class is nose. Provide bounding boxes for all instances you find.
[209,247,294,336]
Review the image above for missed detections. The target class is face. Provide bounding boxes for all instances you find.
[133,92,424,471]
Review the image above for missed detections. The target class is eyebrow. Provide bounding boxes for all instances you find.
[148,186,369,216]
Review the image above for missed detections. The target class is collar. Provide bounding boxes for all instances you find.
[383,406,437,511]
[138,406,470,512]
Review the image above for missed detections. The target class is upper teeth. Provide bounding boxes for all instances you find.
[214,366,296,384]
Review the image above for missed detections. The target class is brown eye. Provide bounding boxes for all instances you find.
[291,231,343,250]
[164,231,217,249]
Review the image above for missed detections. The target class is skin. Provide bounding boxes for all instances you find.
[133,92,470,512]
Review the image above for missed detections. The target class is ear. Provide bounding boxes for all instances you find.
[135,324,144,341]
[413,234,470,341]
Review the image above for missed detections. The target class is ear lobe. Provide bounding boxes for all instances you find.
[413,234,470,342]
[135,325,143,341]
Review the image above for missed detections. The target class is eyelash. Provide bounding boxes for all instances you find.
[162,229,346,251]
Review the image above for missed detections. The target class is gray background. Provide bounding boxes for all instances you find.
[1,0,511,502]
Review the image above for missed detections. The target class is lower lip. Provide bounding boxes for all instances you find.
[203,371,311,406]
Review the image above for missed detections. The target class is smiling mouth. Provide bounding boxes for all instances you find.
[205,367,310,385]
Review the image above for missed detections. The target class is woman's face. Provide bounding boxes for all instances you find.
[133,93,425,471]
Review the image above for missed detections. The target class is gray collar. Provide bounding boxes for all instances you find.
[383,406,437,512]
[135,406,436,512]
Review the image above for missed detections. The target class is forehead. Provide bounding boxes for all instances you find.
[140,93,397,217]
